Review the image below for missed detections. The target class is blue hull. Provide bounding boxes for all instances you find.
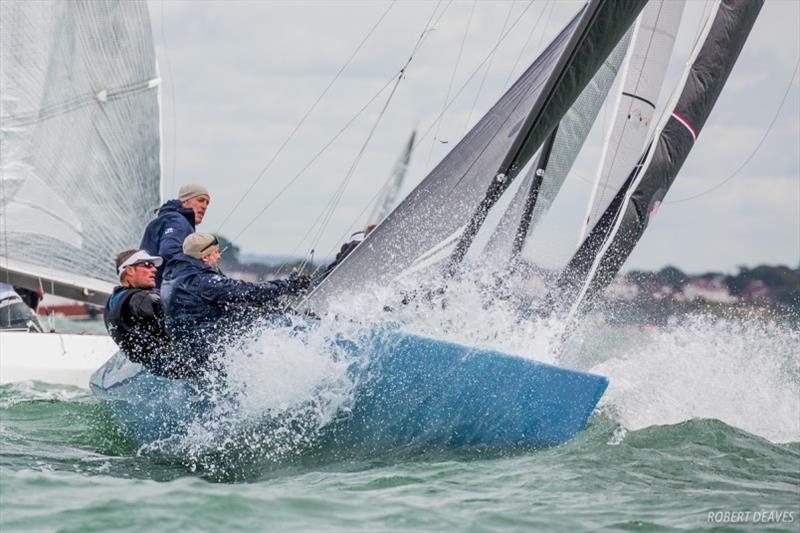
[91,332,607,451]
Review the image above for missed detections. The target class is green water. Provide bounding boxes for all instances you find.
[1,381,798,532]
[2,314,799,531]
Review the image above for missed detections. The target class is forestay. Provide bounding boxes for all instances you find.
[305,0,647,314]
[0,0,161,305]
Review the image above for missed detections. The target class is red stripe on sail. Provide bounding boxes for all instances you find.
[671,112,697,141]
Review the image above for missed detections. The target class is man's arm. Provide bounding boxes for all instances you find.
[198,274,308,307]
[157,219,190,264]
[123,290,162,324]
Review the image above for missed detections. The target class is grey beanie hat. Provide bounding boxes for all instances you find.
[178,184,210,202]
[183,233,218,259]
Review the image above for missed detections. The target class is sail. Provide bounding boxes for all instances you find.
[551,0,763,316]
[484,25,633,264]
[0,0,161,305]
[368,130,416,225]
[305,0,646,313]
[578,0,685,242]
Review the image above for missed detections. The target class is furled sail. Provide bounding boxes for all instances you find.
[578,0,685,242]
[305,0,646,314]
[0,0,161,305]
[550,0,763,317]
[483,24,633,264]
[368,130,416,225]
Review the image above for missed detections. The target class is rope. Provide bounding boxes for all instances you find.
[666,58,800,204]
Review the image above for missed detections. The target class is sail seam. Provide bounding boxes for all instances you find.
[671,111,698,140]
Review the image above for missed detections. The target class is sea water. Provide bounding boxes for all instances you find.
[1,289,798,531]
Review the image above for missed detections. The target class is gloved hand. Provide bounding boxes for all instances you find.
[287,273,312,295]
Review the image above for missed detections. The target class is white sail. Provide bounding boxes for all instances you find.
[0,0,161,305]
[578,0,685,242]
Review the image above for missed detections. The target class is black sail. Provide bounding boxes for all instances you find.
[550,0,764,315]
[304,0,646,314]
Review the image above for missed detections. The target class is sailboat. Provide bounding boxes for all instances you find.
[91,0,763,454]
[91,0,642,450]
[0,0,161,387]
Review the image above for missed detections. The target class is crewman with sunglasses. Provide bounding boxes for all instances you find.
[160,233,311,372]
[104,249,186,377]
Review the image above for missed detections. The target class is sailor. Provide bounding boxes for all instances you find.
[140,184,211,287]
[161,233,311,371]
[319,224,376,281]
[104,249,184,377]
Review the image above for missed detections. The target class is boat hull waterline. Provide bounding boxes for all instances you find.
[91,332,608,452]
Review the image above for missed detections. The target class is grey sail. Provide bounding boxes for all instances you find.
[368,130,416,225]
[305,0,646,314]
[484,26,633,265]
[550,0,763,317]
[0,0,161,305]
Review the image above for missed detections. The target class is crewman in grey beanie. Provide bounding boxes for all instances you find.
[139,184,211,287]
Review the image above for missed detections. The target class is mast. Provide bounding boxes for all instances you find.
[368,130,416,225]
[550,0,764,318]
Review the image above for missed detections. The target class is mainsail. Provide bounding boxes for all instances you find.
[578,0,685,242]
[0,0,161,305]
[305,0,646,314]
[550,0,763,317]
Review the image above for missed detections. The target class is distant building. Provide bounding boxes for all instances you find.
[682,276,736,303]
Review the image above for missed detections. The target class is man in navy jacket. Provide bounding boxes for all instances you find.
[140,184,210,287]
[161,233,310,372]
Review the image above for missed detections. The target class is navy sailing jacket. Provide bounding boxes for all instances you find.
[139,199,196,287]
[160,254,302,368]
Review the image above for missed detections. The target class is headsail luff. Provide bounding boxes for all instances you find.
[550,0,763,317]
[0,0,161,304]
[304,0,646,314]
[578,0,686,242]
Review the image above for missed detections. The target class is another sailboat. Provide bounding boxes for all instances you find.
[0,0,162,387]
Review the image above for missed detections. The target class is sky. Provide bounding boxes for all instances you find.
[147,0,799,274]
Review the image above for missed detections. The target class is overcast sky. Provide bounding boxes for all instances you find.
[147,0,799,274]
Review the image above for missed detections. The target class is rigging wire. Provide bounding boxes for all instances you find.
[665,58,800,204]
[423,0,477,174]
[215,1,396,234]
[296,1,449,272]
[502,0,552,93]
[463,0,517,135]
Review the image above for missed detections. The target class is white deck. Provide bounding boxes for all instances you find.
[0,331,116,389]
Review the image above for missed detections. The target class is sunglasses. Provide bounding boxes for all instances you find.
[201,237,219,253]
[132,261,157,269]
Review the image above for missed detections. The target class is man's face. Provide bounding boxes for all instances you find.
[182,194,210,224]
[202,249,221,267]
[123,261,158,289]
